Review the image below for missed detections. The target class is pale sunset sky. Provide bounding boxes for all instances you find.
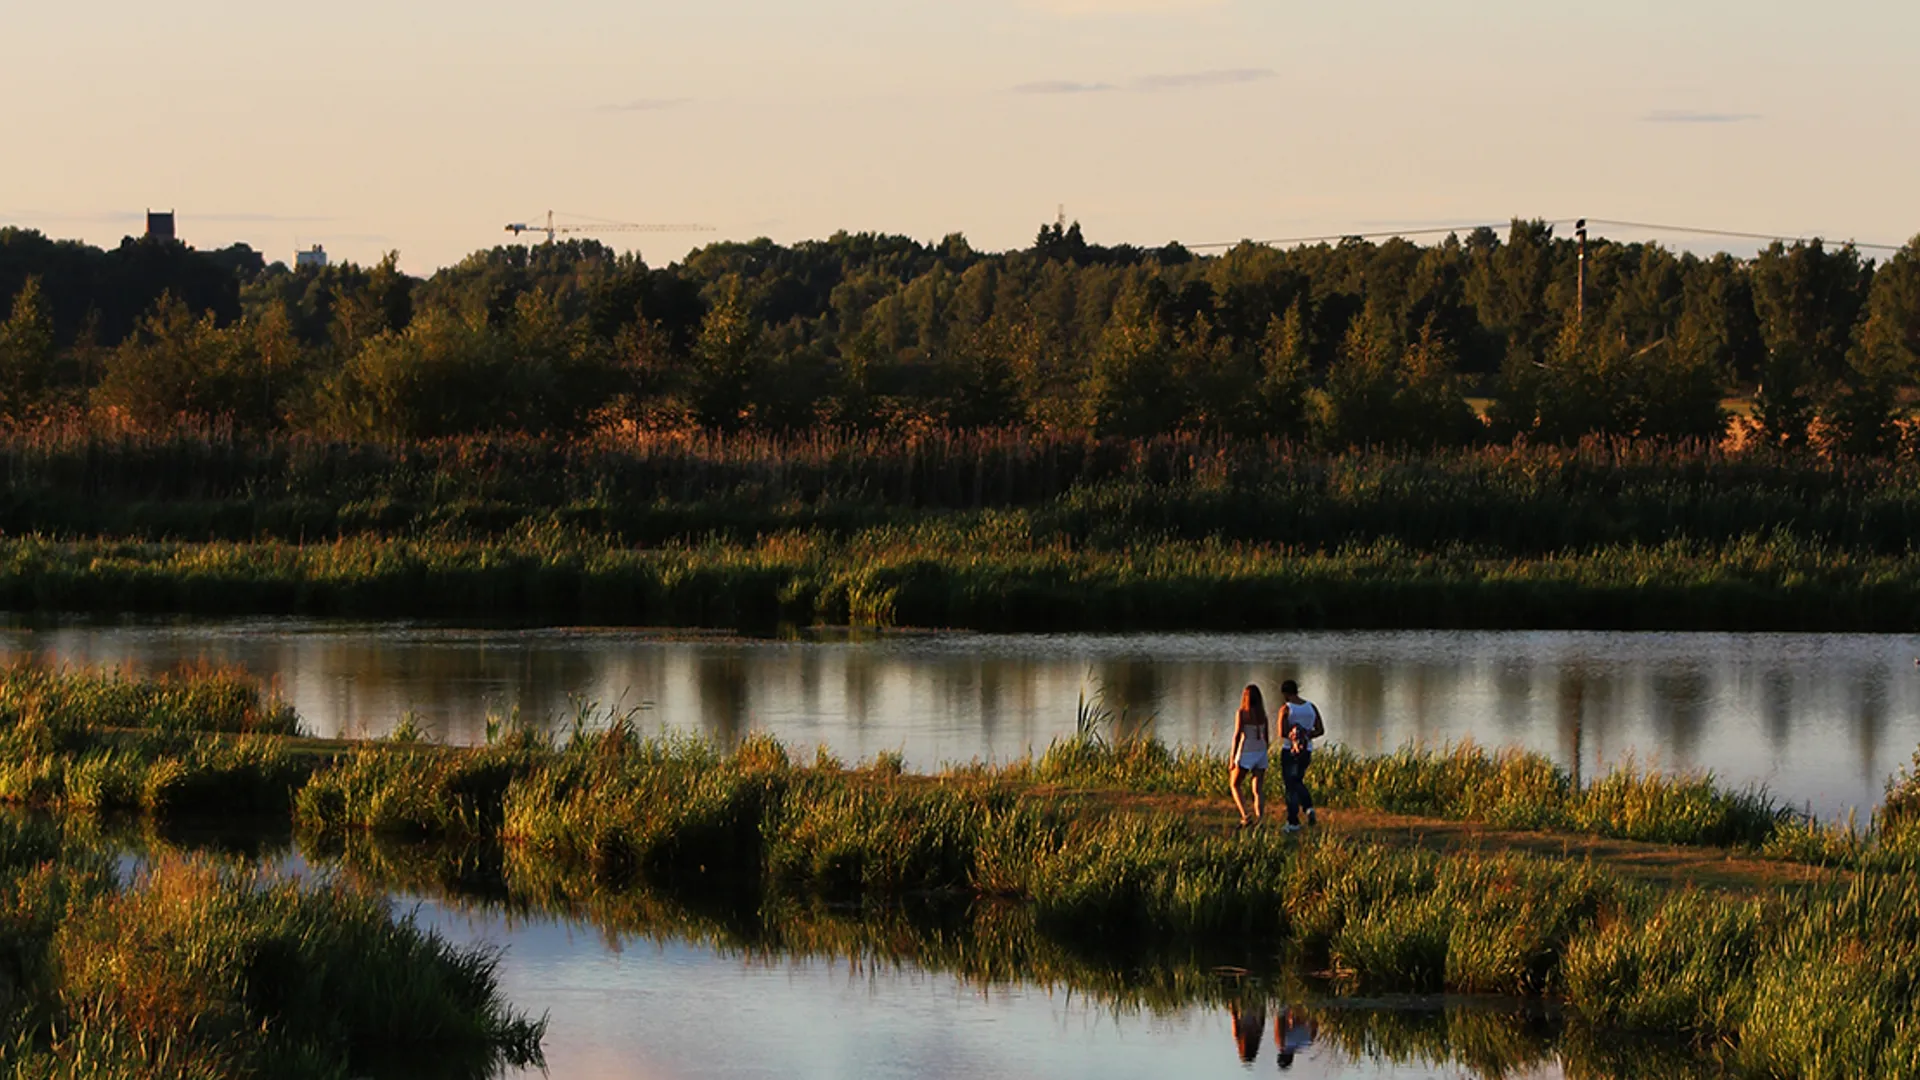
[5,0,1916,272]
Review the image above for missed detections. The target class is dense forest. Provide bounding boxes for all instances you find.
[1,219,1917,454]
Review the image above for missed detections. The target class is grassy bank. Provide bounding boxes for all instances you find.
[0,818,543,1080]
[3,528,1918,631]
[311,831,1722,1080]
[2,663,1906,864]
[5,430,1920,631]
[0,662,306,817]
[15,662,1920,1075]
[299,821,1920,1080]
[303,766,1920,1077]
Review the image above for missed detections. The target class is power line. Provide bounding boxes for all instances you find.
[1186,217,1908,253]
[1186,223,1536,250]
[1582,217,1905,253]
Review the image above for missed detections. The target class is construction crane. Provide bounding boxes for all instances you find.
[504,210,715,244]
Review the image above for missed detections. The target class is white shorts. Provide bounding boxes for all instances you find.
[1238,750,1269,771]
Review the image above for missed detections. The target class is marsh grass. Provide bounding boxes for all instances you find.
[0,662,299,738]
[103,755,1920,1080]
[22,660,1920,1075]
[9,429,1920,557]
[0,658,1854,863]
[0,731,307,819]
[1038,735,1795,850]
[294,742,541,839]
[125,826,1745,1080]
[21,855,545,1080]
[1,528,1917,632]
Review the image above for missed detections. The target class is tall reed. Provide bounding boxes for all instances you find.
[6,427,1920,557]
[1,527,1915,631]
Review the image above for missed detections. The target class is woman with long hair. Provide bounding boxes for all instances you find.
[1229,683,1270,827]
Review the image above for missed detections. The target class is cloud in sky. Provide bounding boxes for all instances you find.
[1024,0,1230,14]
[597,97,691,113]
[1641,109,1760,124]
[1014,67,1273,95]
[1012,80,1117,95]
[1133,67,1273,90]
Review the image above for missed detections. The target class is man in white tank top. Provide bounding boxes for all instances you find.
[1278,679,1324,832]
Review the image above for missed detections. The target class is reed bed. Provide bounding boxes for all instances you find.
[0,665,309,818]
[0,661,298,737]
[0,661,1865,859]
[7,430,1920,573]
[316,833,1729,1080]
[15,858,543,1079]
[297,814,1920,1078]
[0,816,542,1080]
[1,527,1916,631]
[18,658,1920,1072]
[1035,736,1794,848]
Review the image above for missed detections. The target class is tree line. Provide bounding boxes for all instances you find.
[1,219,1917,453]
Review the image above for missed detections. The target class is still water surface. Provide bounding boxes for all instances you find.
[406,897,1585,1080]
[10,619,1920,818]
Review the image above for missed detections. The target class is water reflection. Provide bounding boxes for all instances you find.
[83,817,1727,1080]
[1275,1006,1319,1071]
[6,621,1920,819]
[1230,999,1268,1063]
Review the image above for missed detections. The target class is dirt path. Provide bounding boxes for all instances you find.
[202,735,1838,894]
[1022,783,1833,893]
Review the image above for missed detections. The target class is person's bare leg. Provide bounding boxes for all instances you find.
[1250,771,1265,822]
[1229,765,1250,825]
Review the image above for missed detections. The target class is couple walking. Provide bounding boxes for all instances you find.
[1229,680,1322,831]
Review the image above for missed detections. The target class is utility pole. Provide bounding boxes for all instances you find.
[1575,218,1588,327]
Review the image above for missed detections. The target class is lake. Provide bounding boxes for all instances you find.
[8,618,1919,819]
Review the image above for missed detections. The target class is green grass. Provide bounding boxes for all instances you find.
[0,526,1917,631]
[1036,735,1795,849]
[0,661,299,737]
[0,816,542,1080]
[6,429,1920,631]
[294,816,1920,1080]
[19,658,1920,1074]
[7,429,1920,556]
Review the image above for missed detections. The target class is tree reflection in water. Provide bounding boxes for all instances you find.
[4,622,1918,818]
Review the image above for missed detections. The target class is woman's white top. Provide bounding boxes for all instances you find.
[1237,716,1269,768]
[1283,700,1321,751]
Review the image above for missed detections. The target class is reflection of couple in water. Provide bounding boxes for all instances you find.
[1230,1002,1318,1069]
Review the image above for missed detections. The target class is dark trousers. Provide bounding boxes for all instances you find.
[1281,749,1314,824]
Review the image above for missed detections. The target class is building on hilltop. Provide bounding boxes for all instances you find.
[145,210,176,242]
[295,244,328,269]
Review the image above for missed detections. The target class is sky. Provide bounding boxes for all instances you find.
[5,0,1917,273]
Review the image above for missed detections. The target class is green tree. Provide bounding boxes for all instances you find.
[1317,309,1400,448]
[1827,236,1920,455]
[94,294,271,429]
[1393,319,1481,449]
[935,324,1021,429]
[1750,241,1871,448]
[1085,285,1185,437]
[311,307,579,439]
[688,275,766,431]
[329,252,415,357]
[1254,301,1312,437]
[0,277,57,418]
[1638,329,1730,443]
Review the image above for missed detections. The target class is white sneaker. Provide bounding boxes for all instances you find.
[1283,823,1302,834]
